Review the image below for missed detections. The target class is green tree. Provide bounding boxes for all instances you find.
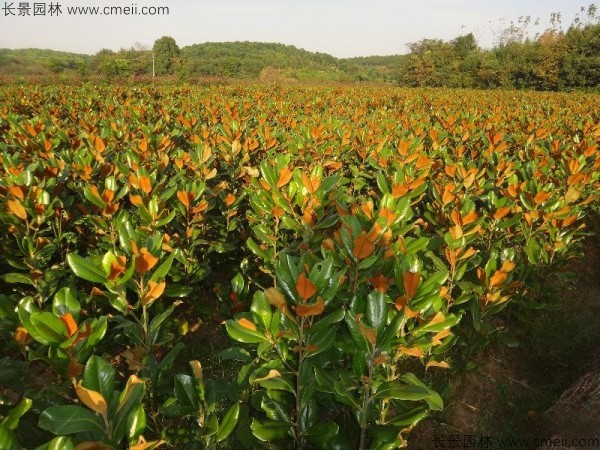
[153,36,180,75]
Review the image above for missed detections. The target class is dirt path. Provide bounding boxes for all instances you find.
[409,225,600,449]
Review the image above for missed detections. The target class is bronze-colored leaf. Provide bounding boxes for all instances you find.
[352,232,375,260]
[295,273,317,301]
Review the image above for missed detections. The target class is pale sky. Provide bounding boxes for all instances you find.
[0,0,592,57]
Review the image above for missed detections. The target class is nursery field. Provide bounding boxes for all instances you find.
[0,84,599,449]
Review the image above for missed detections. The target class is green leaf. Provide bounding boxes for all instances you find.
[126,404,146,444]
[1,398,32,430]
[83,356,115,406]
[0,273,33,286]
[174,374,198,408]
[0,425,20,450]
[67,253,107,284]
[150,251,176,282]
[164,284,194,298]
[250,419,290,442]
[343,311,370,352]
[306,326,337,357]
[30,312,67,344]
[113,378,145,442]
[376,173,390,194]
[225,320,267,344]
[304,422,339,446]
[83,186,106,208]
[525,237,542,264]
[149,304,178,345]
[251,292,272,329]
[52,287,81,319]
[39,405,104,435]
[310,308,345,334]
[378,312,405,350]
[216,402,240,443]
[372,381,430,401]
[218,347,252,362]
[35,436,76,450]
[366,291,387,336]
[246,237,270,260]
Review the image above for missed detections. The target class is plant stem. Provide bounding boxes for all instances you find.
[359,352,374,450]
[295,316,305,450]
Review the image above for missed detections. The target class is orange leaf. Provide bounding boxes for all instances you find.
[366,222,384,242]
[398,345,424,358]
[565,187,580,204]
[295,273,317,301]
[403,271,419,298]
[253,369,281,383]
[426,360,450,370]
[301,172,320,194]
[442,189,455,206]
[176,191,193,207]
[500,260,516,273]
[356,314,376,346]
[462,210,478,225]
[61,313,78,337]
[14,327,31,346]
[493,207,511,220]
[370,274,390,293]
[361,201,374,219]
[93,136,106,153]
[7,199,27,220]
[135,248,158,274]
[352,232,375,260]
[76,382,107,416]
[142,281,166,306]
[139,176,152,194]
[189,360,203,381]
[7,186,24,199]
[458,247,477,261]
[129,436,166,450]
[129,194,143,206]
[322,238,334,251]
[225,193,236,207]
[489,270,507,288]
[534,191,551,204]
[264,287,286,308]
[276,167,294,188]
[449,224,463,240]
[108,255,127,281]
[378,208,397,226]
[295,297,325,317]
[237,318,257,331]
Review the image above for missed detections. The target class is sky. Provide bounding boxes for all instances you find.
[0,0,592,57]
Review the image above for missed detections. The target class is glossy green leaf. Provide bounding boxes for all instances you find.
[67,253,107,284]
[250,419,290,442]
[39,405,104,435]
[216,402,240,443]
[30,313,67,344]
[1,398,31,430]
[126,404,146,444]
[83,356,115,406]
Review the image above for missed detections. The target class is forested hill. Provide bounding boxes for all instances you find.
[0,42,403,83]
[1,18,599,90]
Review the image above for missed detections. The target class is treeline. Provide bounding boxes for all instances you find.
[400,25,600,90]
[1,6,599,90]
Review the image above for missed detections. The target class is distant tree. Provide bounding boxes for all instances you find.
[452,33,478,58]
[153,36,180,75]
